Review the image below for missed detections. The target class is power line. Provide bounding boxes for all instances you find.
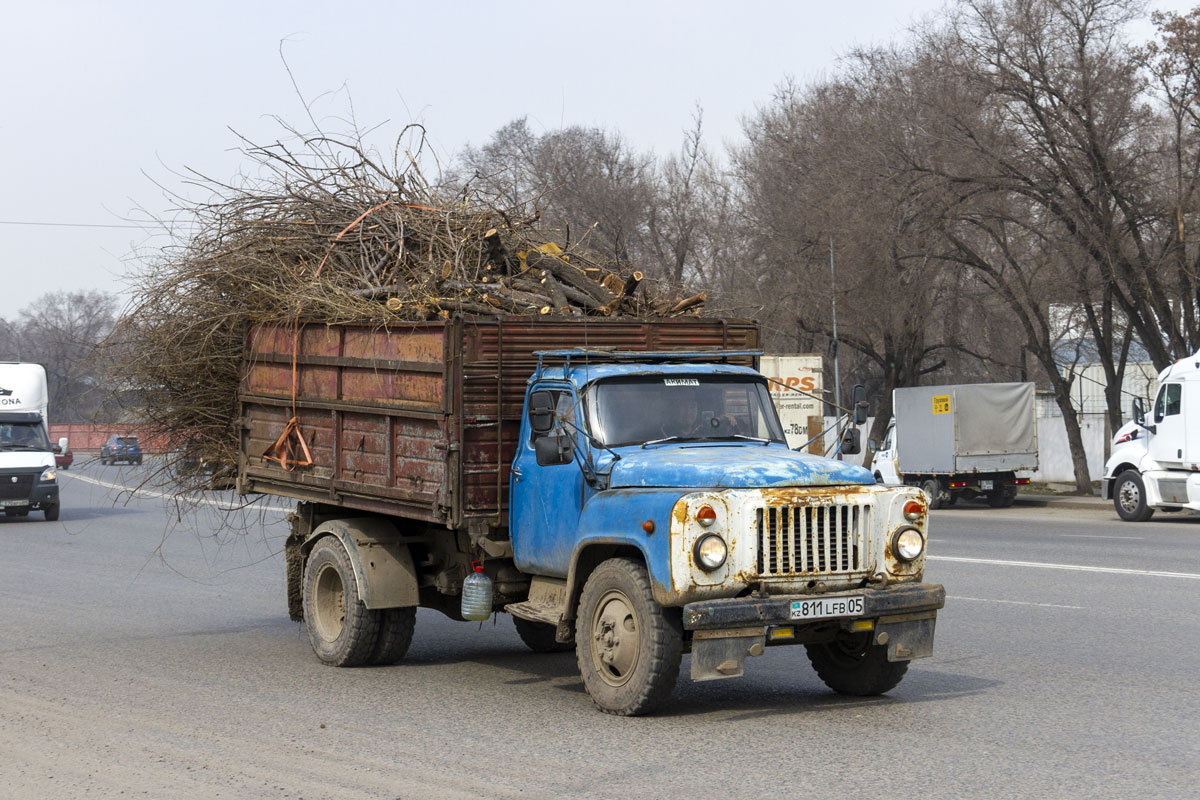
[0,219,191,230]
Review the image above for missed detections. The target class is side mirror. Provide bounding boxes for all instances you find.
[852,384,868,425]
[534,432,573,466]
[58,437,69,452]
[529,391,555,434]
[868,438,878,453]
[841,427,861,455]
[1132,396,1147,428]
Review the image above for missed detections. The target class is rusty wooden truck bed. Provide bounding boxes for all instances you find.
[237,316,759,531]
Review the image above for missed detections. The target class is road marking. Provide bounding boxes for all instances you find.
[948,594,1085,610]
[929,555,1200,580]
[60,471,290,514]
[1061,534,1144,541]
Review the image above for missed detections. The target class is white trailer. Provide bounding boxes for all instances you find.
[871,382,1038,509]
[1103,351,1200,521]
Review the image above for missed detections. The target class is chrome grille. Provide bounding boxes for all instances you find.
[755,503,869,576]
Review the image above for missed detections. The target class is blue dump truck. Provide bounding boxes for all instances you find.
[237,318,944,715]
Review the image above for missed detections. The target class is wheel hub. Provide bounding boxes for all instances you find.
[1118,482,1140,512]
[591,591,639,686]
[313,563,347,643]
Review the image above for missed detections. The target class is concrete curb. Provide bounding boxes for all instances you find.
[1014,493,1108,512]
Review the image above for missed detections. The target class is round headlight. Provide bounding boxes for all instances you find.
[892,526,925,562]
[694,533,728,571]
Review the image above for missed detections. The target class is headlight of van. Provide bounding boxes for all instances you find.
[39,467,57,483]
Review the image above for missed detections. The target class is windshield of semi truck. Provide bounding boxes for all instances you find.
[0,422,51,451]
[584,375,786,447]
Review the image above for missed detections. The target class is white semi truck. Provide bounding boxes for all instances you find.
[0,362,60,520]
[1103,352,1200,521]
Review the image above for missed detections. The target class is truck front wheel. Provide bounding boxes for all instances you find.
[576,558,682,716]
[1114,470,1154,522]
[513,616,573,653]
[806,631,908,696]
[302,537,380,667]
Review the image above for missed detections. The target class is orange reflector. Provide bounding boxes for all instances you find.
[903,500,924,519]
[642,520,655,534]
[696,505,717,527]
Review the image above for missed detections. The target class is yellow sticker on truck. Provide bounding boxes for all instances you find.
[931,394,951,415]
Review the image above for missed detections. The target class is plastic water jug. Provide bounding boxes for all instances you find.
[461,562,493,621]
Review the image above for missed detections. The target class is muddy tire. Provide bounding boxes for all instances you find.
[806,631,909,696]
[368,607,416,666]
[302,537,380,667]
[42,504,59,522]
[1114,470,1154,522]
[576,558,682,716]
[513,616,573,653]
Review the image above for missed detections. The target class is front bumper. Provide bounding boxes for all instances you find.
[0,482,58,510]
[681,583,945,681]
[682,582,945,630]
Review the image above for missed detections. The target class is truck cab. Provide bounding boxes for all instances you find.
[504,351,943,713]
[1103,353,1200,521]
[0,363,59,521]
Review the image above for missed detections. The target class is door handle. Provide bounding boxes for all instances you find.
[511,467,523,480]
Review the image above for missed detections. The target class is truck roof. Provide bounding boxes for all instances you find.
[533,361,765,386]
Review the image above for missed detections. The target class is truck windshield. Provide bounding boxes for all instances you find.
[0,423,51,451]
[585,376,787,447]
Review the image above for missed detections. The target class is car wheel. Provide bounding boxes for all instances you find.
[302,536,381,667]
[1114,470,1154,522]
[576,558,682,716]
[43,504,59,522]
[806,630,909,696]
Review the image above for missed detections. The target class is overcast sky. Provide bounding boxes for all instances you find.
[0,0,1192,320]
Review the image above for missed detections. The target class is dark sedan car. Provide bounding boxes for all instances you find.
[101,435,143,465]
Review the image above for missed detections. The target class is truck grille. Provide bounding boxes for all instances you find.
[0,474,35,500]
[755,503,869,576]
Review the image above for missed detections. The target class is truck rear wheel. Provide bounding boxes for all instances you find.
[576,558,682,716]
[806,631,908,696]
[987,486,1017,508]
[513,616,573,653]
[369,607,416,666]
[302,537,380,667]
[1114,470,1154,522]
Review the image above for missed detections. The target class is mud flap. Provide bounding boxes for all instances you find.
[876,615,937,662]
[690,630,766,681]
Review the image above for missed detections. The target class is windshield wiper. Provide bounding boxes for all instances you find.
[641,435,712,448]
[0,444,47,451]
[727,434,772,445]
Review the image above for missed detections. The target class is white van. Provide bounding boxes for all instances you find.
[0,362,60,521]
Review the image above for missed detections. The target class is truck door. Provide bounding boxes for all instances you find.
[875,422,900,483]
[509,385,585,576]
[1148,381,1186,466]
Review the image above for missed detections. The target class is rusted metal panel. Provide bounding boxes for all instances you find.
[240,317,759,529]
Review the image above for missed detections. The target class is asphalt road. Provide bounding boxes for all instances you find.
[1,460,1197,799]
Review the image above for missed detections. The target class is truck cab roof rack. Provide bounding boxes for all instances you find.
[533,348,762,373]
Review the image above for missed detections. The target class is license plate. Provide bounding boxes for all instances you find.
[1,499,28,507]
[790,595,865,621]
[980,480,994,490]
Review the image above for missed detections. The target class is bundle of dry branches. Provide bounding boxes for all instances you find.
[108,128,706,486]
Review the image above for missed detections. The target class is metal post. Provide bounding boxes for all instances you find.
[829,237,841,460]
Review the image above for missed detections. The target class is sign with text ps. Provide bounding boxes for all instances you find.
[760,354,824,449]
